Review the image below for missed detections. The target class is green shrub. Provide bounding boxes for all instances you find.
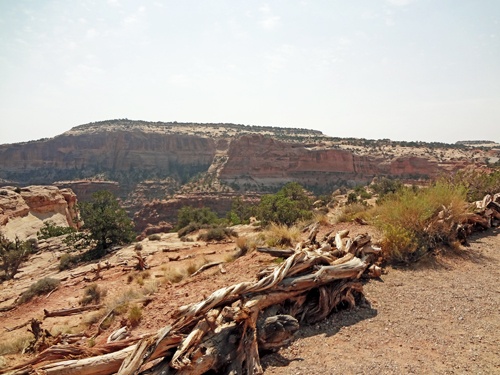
[347,192,358,204]
[59,253,80,271]
[256,183,313,226]
[76,191,136,260]
[371,178,403,197]
[175,206,220,231]
[0,236,33,282]
[360,191,372,200]
[148,234,161,241]
[177,222,200,237]
[37,221,76,240]
[18,278,60,304]
[354,185,366,194]
[447,170,500,202]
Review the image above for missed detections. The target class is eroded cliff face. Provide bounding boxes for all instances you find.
[0,186,78,240]
[0,131,216,185]
[218,135,447,189]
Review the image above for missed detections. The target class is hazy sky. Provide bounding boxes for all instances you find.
[1,0,499,144]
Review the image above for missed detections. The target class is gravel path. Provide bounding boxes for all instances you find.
[262,228,500,375]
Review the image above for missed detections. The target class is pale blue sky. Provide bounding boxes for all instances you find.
[1,0,499,144]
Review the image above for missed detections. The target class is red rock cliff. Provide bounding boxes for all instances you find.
[218,135,441,186]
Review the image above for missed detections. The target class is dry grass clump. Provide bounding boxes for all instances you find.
[372,182,468,263]
[108,289,140,314]
[0,334,32,355]
[128,305,142,326]
[79,283,107,306]
[334,202,368,223]
[142,280,159,295]
[313,212,329,225]
[163,267,185,284]
[264,223,300,248]
[18,278,61,305]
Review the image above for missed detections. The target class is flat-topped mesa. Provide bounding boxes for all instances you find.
[64,119,325,141]
[0,120,494,206]
[0,185,79,241]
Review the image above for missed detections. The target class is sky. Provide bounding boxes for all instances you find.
[0,0,499,144]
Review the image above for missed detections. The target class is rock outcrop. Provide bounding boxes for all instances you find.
[0,186,78,241]
[53,180,121,202]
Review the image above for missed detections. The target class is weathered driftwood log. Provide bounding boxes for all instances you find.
[44,304,103,318]
[190,261,224,277]
[256,247,295,258]
[4,320,30,332]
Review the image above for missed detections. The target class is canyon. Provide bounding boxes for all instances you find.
[0,119,498,232]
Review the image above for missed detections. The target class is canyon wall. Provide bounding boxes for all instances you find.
[0,130,216,186]
[218,135,455,191]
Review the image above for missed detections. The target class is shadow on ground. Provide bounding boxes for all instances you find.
[260,303,377,370]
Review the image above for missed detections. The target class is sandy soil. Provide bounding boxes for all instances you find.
[1,224,499,374]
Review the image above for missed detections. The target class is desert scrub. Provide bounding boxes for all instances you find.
[59,253,79,271]
[235,236,257,256]
[371,182,468,262]
[197,226,237,241]
[334,202,368,223]
[148,234,161,241]
[128,305,142,326]
[18,278,60,304]
[79,283,107,306]
[143,280,159,295]
[264,223,300,248]
[163,267,184,283]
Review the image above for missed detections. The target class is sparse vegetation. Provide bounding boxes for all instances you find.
[197,226,237,241]
[79,283,106,306]
[37,221,76,240]
[163,267,184,283]
[59,253,79,271]
[334,203,368,223]
[18,278,60,305]
[0,236,33,283]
